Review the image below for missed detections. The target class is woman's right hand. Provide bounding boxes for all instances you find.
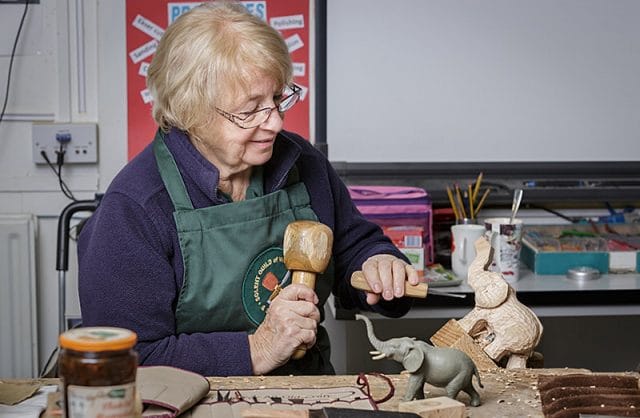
[248,283,320,375]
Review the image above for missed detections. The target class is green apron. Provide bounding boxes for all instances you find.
[153,131,334,375]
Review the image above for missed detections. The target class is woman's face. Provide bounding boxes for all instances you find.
[194,74,284,177]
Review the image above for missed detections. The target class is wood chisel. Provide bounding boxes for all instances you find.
[350,271,466,299]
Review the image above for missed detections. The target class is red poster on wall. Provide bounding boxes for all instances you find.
[125,1,313,160]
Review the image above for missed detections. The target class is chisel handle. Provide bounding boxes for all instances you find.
[350,271,428,298]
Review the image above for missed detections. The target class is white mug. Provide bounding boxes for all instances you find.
[451,224,485,280]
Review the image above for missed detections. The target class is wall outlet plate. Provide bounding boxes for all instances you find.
[32,123,98,164]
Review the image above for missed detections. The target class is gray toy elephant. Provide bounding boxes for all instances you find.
[356,314,483,406]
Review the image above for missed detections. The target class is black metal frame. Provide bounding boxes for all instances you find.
[332,161,640,208]
[56,196,101,335]
[313,0,327,157]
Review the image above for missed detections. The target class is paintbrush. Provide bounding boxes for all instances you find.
[474,188,491,217]
[446,185,460,220]
[472,172,483,202]
[454,183,467,219]
[467,184,475,221]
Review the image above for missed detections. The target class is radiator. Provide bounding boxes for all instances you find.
[0,214,38,378]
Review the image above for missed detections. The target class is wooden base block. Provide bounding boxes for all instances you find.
[430,319,497,370]
[398,397,466,418]
[430,319,465,347]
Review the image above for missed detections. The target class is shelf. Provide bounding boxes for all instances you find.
[332,269,640,320]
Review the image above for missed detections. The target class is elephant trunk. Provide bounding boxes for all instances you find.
[472,236,493,271]
[355,314,388,359]
[467,235,494,289]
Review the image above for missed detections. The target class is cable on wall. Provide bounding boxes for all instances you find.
[40,145,78,202]
[0,1,30,125]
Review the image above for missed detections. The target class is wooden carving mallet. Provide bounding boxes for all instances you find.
[283,220,333,360]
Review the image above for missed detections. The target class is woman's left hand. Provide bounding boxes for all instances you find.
[360,254,419,305]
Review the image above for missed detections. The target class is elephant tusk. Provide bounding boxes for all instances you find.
[369,350,382,356]
[372,352,387,360]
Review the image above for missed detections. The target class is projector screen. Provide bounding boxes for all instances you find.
[326,0,640,163]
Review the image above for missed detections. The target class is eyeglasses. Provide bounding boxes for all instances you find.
[215,84,302,129]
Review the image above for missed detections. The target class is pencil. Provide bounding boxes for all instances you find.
[468,183,475,219]
[474,188,491,216]
[446,186,460,220]
[455,184,467,219]
[472,172,483,202]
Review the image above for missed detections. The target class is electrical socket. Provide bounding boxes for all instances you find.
[32,123,98,164]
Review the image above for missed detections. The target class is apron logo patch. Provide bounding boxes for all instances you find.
[242,247,287,325]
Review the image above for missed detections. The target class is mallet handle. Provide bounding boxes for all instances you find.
[291,271,317,360]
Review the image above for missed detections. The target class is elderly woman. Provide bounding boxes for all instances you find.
[78,2,418,376]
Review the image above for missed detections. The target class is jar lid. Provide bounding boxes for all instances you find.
[566,266,600,281]
[59,327,137,352]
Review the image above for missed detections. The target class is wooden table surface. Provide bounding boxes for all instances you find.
[207,368,631,417]
[10,368,640,417]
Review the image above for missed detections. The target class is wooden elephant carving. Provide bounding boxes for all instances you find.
[457,236,543,368]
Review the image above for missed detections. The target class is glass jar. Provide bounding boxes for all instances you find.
[58,327,138,418]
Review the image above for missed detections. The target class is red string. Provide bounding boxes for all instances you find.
[356,372,395,405]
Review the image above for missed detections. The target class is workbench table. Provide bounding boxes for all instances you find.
[7,368,639,417]
[206,368,638,417]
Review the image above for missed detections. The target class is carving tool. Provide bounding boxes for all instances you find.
[509,188,523,224]
[350,271,466,299]
[283,220,333,359]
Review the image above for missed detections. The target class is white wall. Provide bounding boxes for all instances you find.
[0,0,127,376]
[327,0,640,162]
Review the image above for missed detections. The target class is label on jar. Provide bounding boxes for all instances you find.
[67,383,135,418]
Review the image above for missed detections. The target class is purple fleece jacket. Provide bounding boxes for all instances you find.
[78,127,412,376]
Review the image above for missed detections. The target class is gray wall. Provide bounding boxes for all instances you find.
[327,0,640,162]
